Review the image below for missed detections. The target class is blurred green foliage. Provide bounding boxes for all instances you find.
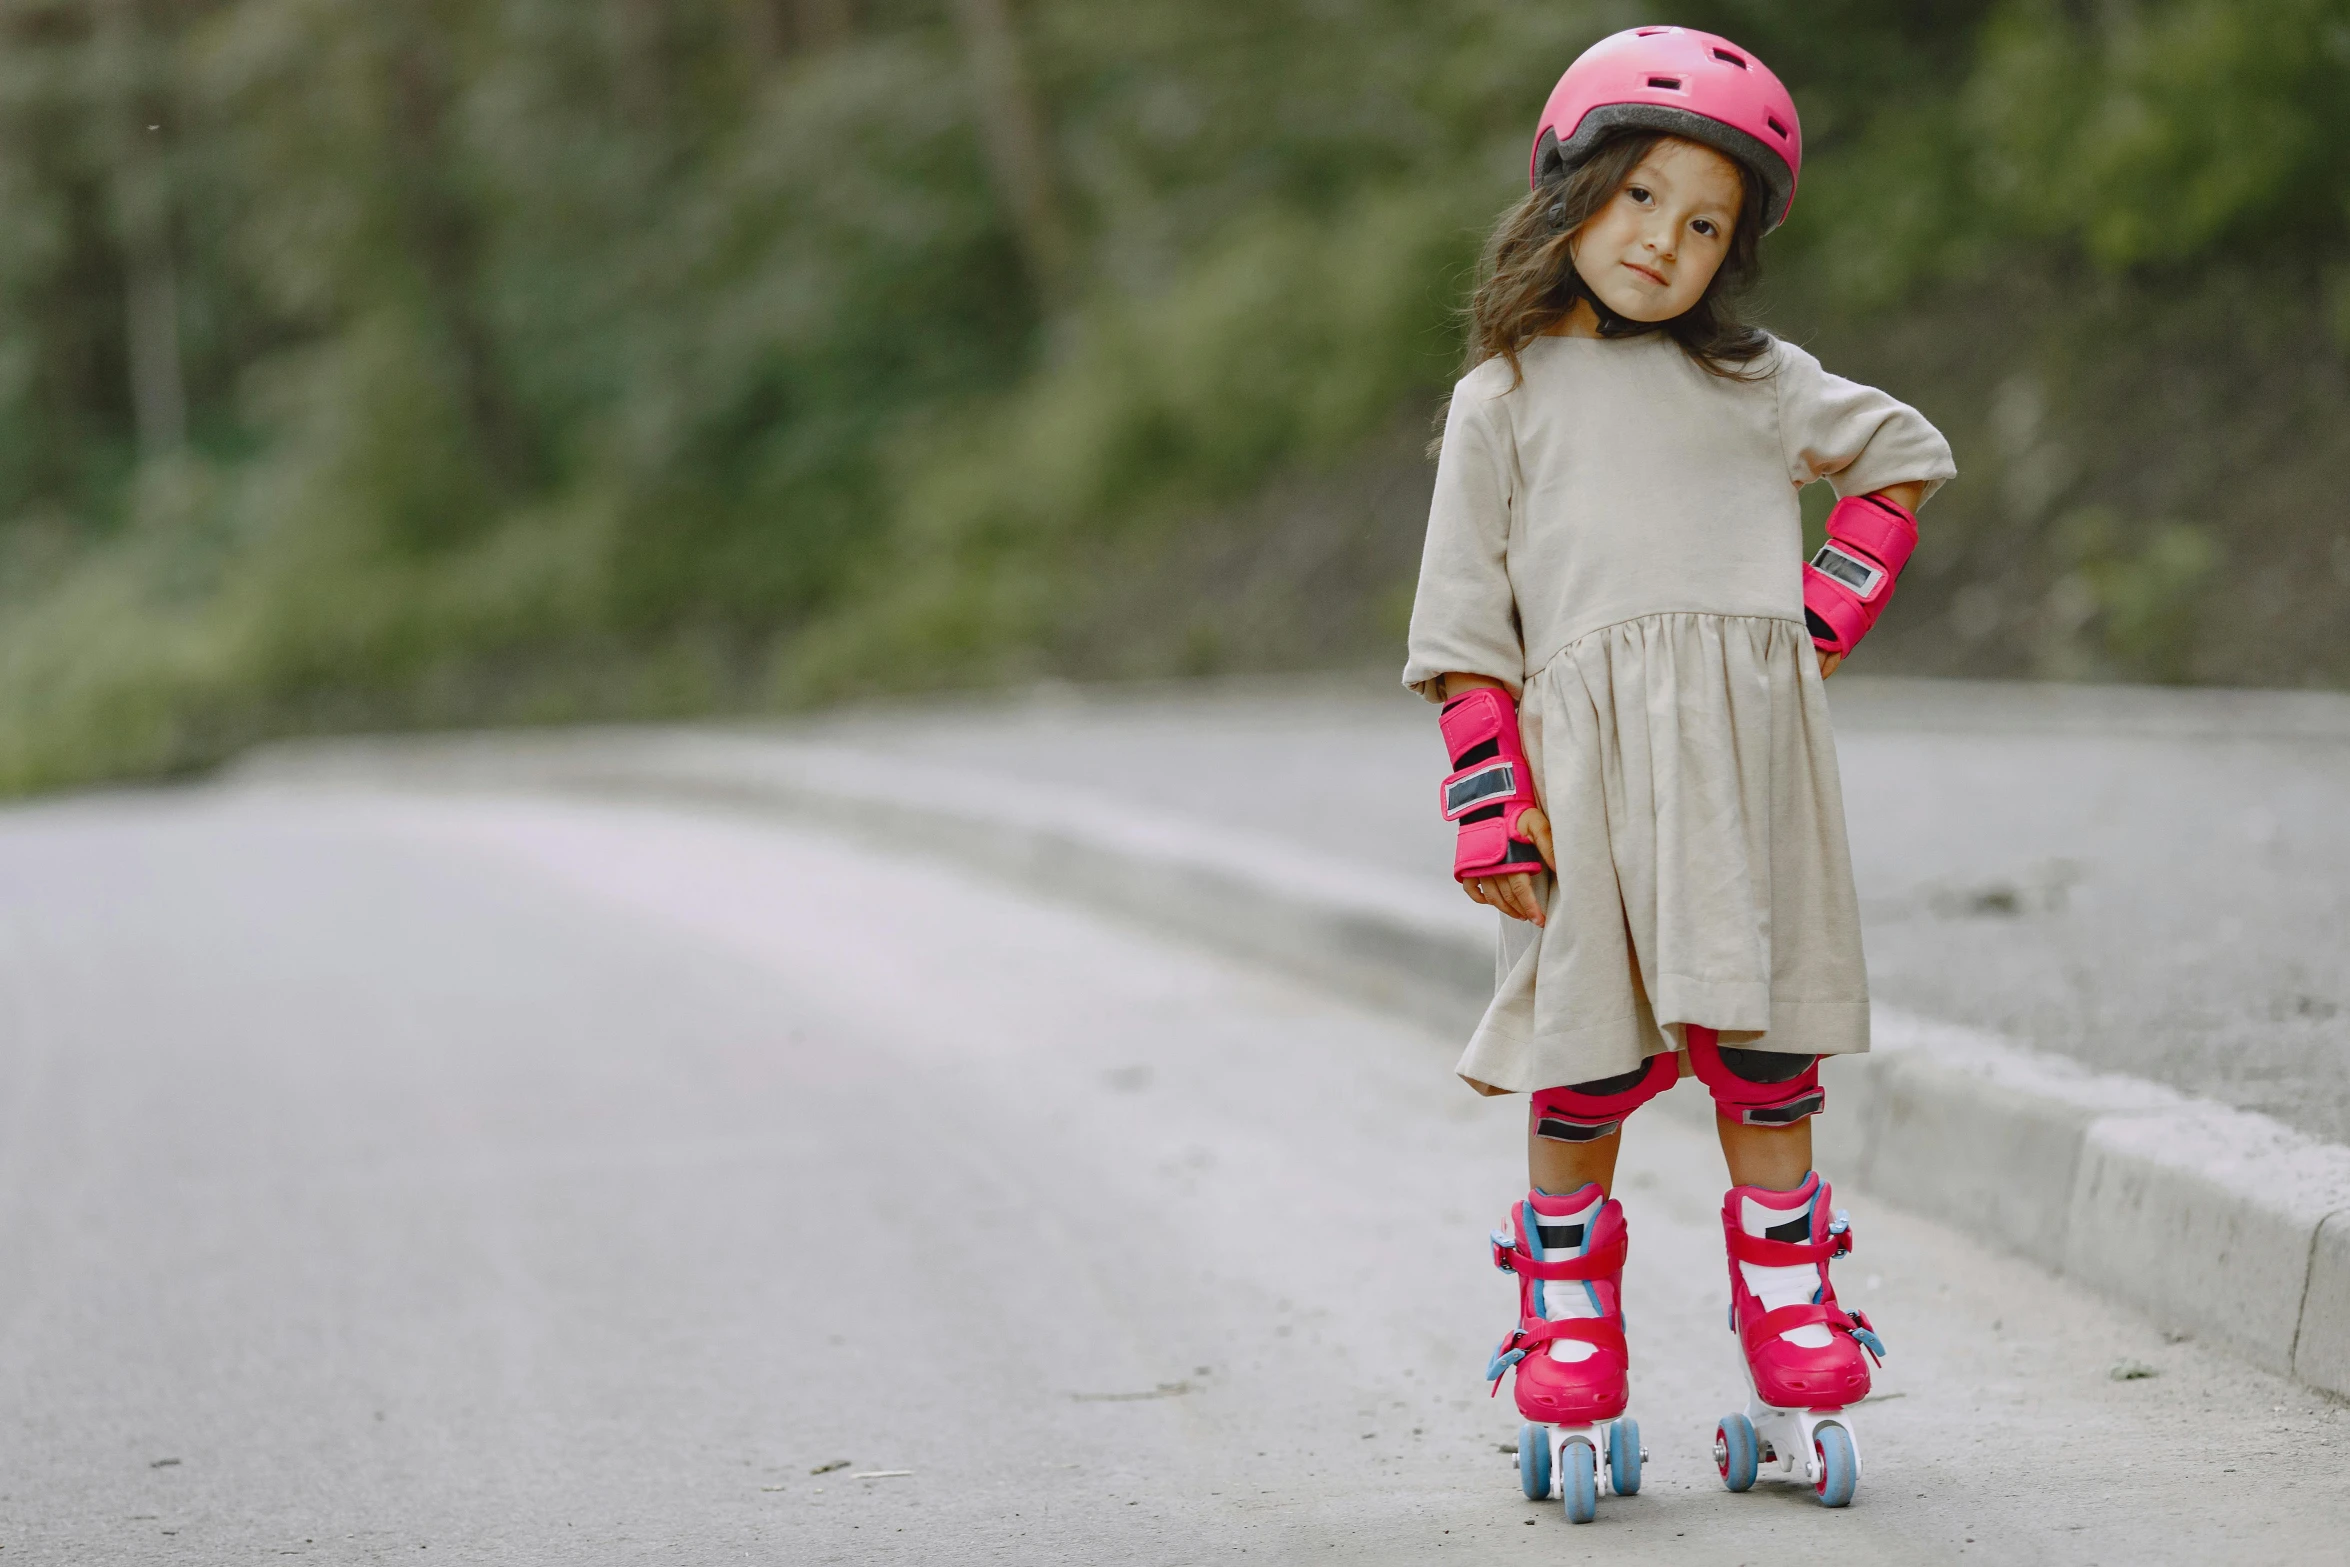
[0,0,2346,792]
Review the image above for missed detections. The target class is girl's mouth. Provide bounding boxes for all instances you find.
[1622,262,1668,287]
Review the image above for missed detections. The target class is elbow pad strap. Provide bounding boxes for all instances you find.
[1803,492,1919,657]
[1438,687,1545,882]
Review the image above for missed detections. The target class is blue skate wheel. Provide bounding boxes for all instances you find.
[1714,1413,1758,1493]
[1562,1436,1598,1524]
[1518,1422,1551,1500]
[1608,1416,1642,1496]
[1812,1421,1857,1508]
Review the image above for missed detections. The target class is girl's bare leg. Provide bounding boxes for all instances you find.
[1529,1125,1622,1195]
[1529,1108,1811,1194]
[1717,1115,1812,1190]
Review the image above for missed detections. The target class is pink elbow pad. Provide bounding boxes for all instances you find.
[1437,687,1546,883]
[1803,492,1919,657]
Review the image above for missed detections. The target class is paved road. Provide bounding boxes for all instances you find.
[792,673,2350,1144]
[0,784,2341,1562]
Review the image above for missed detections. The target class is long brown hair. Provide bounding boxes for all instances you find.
[1463,130,1771,387]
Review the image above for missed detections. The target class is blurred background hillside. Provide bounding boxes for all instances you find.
[0,0,2345,792]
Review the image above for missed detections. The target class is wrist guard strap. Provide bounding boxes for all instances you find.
[1803,492,1919,658]
[1437,686,1546,883]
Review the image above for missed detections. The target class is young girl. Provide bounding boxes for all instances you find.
[1403,28,1953,1518]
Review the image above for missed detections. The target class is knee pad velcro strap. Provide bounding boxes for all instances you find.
[1687,1026,1824,1127]
[1529,1051,1679,1143]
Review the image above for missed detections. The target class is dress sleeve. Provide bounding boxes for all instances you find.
[1401,370,1523,702]
[1772,338,1956,503]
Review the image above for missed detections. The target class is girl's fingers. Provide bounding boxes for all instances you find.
[1522,806,1557,872]
[1465,874,1548,927]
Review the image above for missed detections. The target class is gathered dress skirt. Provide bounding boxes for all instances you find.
[1459,610,1870,1092]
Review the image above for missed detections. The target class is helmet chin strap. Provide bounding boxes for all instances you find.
[1566,265,1647,338]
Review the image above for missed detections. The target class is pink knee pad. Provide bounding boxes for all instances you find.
[1686,1025,1825,1127]
[1529,1052,1679,1143]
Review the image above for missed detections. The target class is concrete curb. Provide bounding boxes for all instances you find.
[233,728,1499,1030]
[232,726,2350,1400]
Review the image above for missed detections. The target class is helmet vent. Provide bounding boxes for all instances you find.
[1635,27,1670,35]
[1711,49,1748,68]
[1765,115,1791,140]
[1646,76,1683,90]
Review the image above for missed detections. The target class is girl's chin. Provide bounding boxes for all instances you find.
[1594,296,1677,323]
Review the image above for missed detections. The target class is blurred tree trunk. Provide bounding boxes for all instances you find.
[947,0,1070,307]
[613,0,667,127]
[90,0,185,461]
[381,16,531,491]
[791,0,854,51]
[736,0,856,64]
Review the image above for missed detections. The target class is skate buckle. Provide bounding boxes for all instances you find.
[1485,1331,1529,1392]
[1847,1310,1886,1365]
[1827,1209,1855,1259]
[1490,1229,1520,1274]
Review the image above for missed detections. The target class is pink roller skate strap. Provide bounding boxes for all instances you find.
[1485,1188,1634,1396]
[1725,1228,1850,1266]
[1740,1302,1883,1367]
[1493,1186,1631,1280]
[1436,687,1546,882]
[1492,1230,1628,1282]
[1804,492,1919,658]
[1488,1316,1629,1379]
[1721,1181,1887,1368]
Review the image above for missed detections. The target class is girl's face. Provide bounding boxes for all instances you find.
[1568,138,1744,323]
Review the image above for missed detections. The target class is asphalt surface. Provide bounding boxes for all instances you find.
[790,673,2350,1144]
[0,784,2342,1563]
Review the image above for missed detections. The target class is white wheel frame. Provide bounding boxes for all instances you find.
[1525,1420,1648,1500]
[1744,1396,1863,1494]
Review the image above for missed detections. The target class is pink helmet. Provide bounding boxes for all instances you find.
[1530,26,1803,233]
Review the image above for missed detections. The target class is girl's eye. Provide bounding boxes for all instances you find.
[1625,185,1652,204]
[1692,219,1717,237]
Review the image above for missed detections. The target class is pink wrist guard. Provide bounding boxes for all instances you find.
[1803,492,1919,658]
[1438,686,1546,883]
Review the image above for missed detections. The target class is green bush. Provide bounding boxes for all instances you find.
[3,0,2348,795]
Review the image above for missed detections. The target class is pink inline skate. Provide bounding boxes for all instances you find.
[1712,1173,1886,1507]
[1487,1185,1644,1523]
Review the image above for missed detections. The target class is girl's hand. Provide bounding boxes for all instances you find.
[1819,651,1844,678]
[1463,805,1555,926]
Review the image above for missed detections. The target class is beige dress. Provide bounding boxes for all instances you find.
[1402,332,1955,1091]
